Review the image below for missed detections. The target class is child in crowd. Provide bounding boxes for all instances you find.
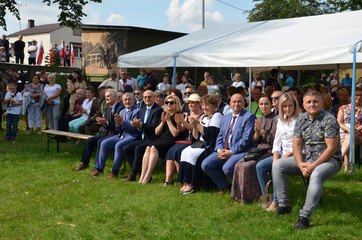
[3,82,23,141]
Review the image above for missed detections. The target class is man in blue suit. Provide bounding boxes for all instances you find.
[74,89,123,171]
[123,90,162,181]
[91,92,140,178]
[202,93,255,192]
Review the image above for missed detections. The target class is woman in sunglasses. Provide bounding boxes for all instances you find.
[139,94,185,184]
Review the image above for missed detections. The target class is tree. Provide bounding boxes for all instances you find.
[328,0,362,11]
[248,0,334,22]
[0,0,102,31]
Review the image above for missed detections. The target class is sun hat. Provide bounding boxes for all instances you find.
[184,93,201,103]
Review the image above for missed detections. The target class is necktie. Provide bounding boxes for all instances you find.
[144,108,151,123]
[120,110,130,139]
[109,106,113,120]
[223,116,237,149]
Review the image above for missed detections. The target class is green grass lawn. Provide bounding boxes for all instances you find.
[0,126,361,239]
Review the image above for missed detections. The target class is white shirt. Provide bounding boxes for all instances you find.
[28,45,38,58]
[272,118,296,156]
[99,78,124,92]
[176,83,190,97]
[232,81,246,88]
[81,97,95,120]
[207,84,219,94]
[44,84,62,104]
[157,82,171,93]
[5,91,23,115]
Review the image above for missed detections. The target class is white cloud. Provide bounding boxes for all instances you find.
[83,12,103,25]
[165,0,224,33]
[105,14,126,25]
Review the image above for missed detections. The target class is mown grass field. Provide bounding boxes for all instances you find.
[0,125,361,239]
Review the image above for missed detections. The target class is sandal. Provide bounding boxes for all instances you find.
[163,180,174,187]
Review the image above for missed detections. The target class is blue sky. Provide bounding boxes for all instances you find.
[3,0,255,34]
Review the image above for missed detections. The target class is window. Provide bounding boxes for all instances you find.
[69,42,82,58]
[73,28,81,36]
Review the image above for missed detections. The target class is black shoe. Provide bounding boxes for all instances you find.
[163,180,174,187]
[74,163,88,171]
[277,206,292,215]
[126,172,137,182]
[295,216,310,230]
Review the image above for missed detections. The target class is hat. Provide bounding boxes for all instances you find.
[184,93,201,103]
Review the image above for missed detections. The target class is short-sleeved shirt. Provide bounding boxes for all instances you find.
[294,110,341,162]
[44,84,62,104]
[5,91,23,115]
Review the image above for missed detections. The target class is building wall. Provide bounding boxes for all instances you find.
[82,29,128,82]
[8,27,82,68]
[81,27,186,82]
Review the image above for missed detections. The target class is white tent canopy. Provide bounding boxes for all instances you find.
[118,10,362,69]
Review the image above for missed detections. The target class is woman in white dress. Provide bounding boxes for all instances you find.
[178,94,223,194]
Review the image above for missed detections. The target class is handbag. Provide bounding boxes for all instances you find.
[190,140,206,149]
[243,147,269,162]
[259,180,273,209]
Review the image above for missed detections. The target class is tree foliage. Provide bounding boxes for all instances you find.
[0,0,102,31]
[327,0,362,11]
[248,0,334,22]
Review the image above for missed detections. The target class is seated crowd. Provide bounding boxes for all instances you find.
[2,68,359,230]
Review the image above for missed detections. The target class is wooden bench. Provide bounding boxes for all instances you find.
[42,130,93,152]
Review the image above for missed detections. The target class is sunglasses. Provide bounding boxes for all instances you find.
[165,101,176,105]
[271,96,279,100]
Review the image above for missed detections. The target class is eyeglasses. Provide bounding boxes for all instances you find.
[165,101,176,105]
[271,96,279,100]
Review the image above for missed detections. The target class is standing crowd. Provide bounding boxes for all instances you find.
[0,67,360,230]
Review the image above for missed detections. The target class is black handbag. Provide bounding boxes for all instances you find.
[243,147,269,162]
[190,140,206,149]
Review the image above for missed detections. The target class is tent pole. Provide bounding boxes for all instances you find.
[248,67,252,111]
[116,67,120,92]
[348,40,362,174]
[172,55,178,89]
[195,67,198,87]
[337,64,340,85]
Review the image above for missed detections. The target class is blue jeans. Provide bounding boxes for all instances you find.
[6,113,20,139]
[256,156,278,202]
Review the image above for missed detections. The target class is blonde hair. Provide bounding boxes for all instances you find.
[278,92,300,122]
[165,94,182,113]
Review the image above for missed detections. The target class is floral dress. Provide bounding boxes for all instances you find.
[339,104,362,143]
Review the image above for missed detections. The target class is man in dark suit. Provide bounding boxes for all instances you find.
[201,93,255,192]
[123,90,162,181]
[91,92,140,178]
[74,89,123,171]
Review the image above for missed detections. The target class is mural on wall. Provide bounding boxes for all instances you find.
[82,30,127,76]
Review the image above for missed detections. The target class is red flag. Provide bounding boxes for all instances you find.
[36,41,44,65]
[49,48,54,65]
[59,40,65,58]
[71,43,75,66]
